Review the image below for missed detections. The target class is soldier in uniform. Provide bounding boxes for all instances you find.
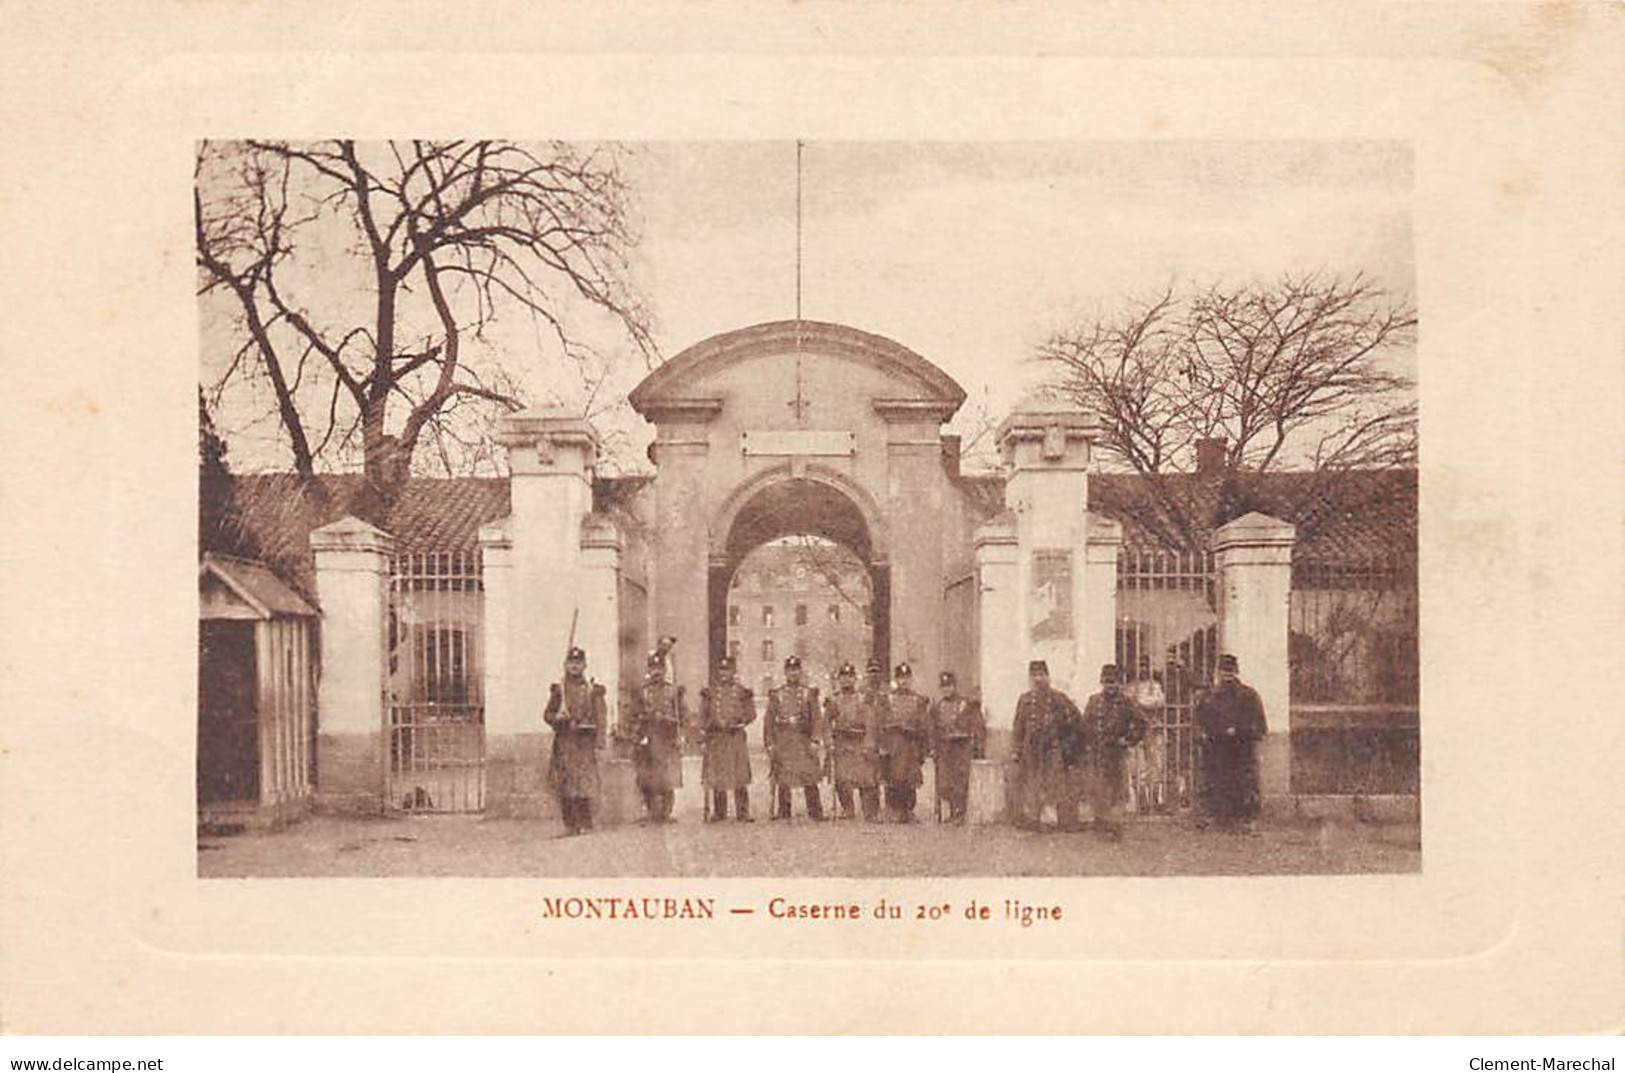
[878,663,930,822]
[825,662,881,821]
[928,670,985,824]
[541,645,606,836]
[621,650,687,823]
[765,654,826,820]
[1080,664,1150,841]
[699,654,756,822]
[1009,659,1086,831]
[1193,653,1268,831]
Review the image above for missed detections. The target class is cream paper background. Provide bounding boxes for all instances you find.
[1,1,1621,1035]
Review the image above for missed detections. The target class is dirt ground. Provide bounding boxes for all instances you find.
[198,812,1420,878]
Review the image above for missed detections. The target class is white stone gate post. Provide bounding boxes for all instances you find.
[1212,512,1298,810]
[486,407,601,818]
[309,515,394,814]
[1081,514,1124,686]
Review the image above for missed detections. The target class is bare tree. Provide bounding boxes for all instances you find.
[1038,273,1416,549]
[196,139,654,509]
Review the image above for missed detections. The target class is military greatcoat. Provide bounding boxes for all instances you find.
[765,682,824,786]
[878,688,930,789]
[929,695,986,802]
[1080,691,1150,794]
[625,679,686,795]
[825,689,879,788]
[1193,680,1268,820]
[1010,687,1085,802]
[699,683,756,790]
[542,678,606,798]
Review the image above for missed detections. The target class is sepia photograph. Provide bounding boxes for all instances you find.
[4,0,1623,1043]
[194,139,1420,878]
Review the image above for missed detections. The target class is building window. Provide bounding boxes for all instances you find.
[762,605,775,628]
[828,604,840,623]
[761,639,774,663]
[415,626,473,705]
[728,605,741,627]
[728,640,741,664]
[795,604,808,626]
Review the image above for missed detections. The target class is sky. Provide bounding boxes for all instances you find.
[202,139,1415,475]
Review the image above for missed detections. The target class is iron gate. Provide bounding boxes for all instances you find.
[386,550,486,812]
[1115,548,1218,813]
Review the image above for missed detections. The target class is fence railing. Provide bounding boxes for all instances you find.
[385,549,486,813]
[1290,554,1418,706]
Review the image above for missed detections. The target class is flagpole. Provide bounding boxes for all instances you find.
[794,139,805,426]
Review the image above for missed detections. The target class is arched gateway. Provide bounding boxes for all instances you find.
[628,320,966,696]
[459,319,1150,821]
[299,317,1308,821]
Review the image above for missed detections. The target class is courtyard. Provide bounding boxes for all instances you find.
[197,812,1420,878]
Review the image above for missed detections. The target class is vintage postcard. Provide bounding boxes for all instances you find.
[2,0,1621,1036]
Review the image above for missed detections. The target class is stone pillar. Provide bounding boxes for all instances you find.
[1212,512,1297,808]
[476,517,520,809]
[644,402,719,700]
[877,401,951,681]
[996,402,1101,697]
[486,407,600,818]
[580,514,639,824]
[973,518,1021,744]
[309,515,394,814]
[579,515,623,722]
[1081,514,1124,684]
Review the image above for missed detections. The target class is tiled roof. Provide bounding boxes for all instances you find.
[223,473,511,599]
[219,465,1416,603]
[956,468,1415,564]
[1089,469,1416,563]
[200,553,318,618]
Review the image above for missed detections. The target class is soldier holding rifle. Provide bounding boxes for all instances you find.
[621,650,688,824]
[929,670,985,824]
[765,654,826,820]
[826,662,881,821]
[878,662,930,823]
[699,654,756,822]
[541,645,606,836]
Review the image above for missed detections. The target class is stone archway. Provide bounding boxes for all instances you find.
[705,470,890,678]
[627,319,967,696]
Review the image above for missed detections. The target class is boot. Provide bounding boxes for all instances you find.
[805,786,825,820]
[735,788,754,822]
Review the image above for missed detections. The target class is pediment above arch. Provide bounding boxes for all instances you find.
[629,320,966,425]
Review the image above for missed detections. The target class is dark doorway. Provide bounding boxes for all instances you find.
[198,620,259,806]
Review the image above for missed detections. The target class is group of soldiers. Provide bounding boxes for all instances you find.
[541,639,1268,839]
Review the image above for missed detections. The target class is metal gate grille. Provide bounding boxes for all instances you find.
[1115,548,1218,813]
[386,550,486,812]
